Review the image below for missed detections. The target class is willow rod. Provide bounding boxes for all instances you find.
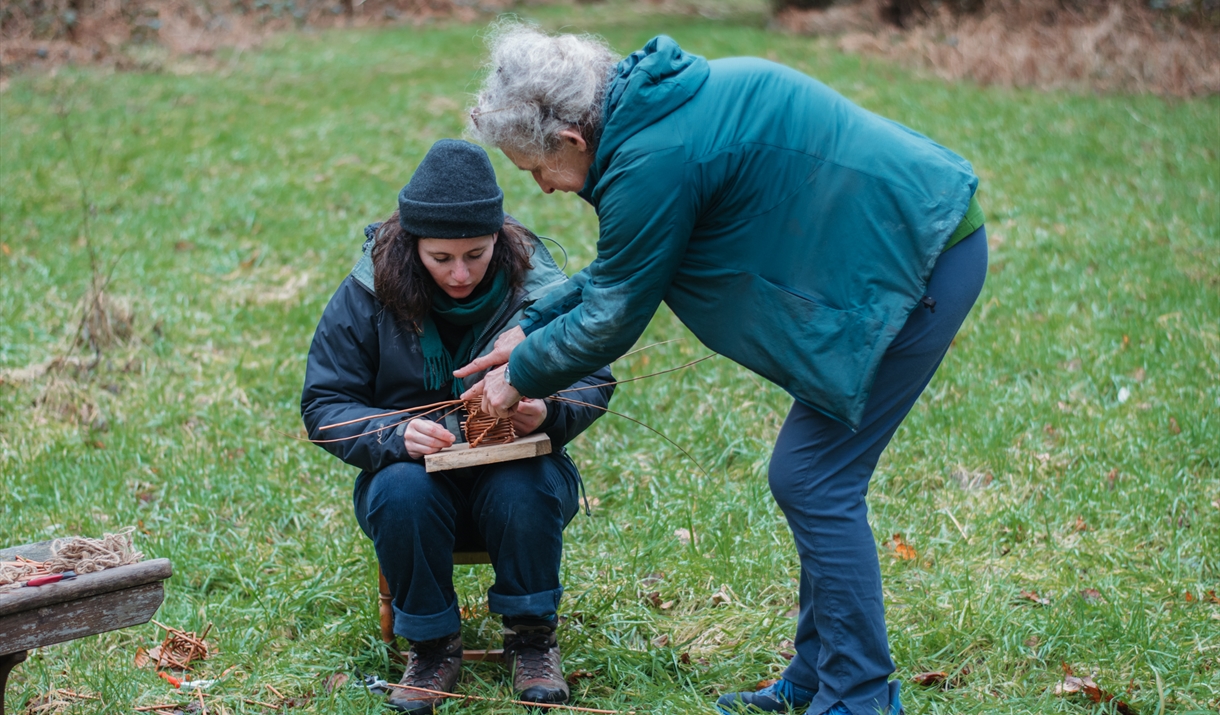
[384,682,633,714]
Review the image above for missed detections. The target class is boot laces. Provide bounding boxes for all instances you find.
[405,638,454,688]
[508,632,558,680]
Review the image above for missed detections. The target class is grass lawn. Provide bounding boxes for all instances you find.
[1,2,1217,713]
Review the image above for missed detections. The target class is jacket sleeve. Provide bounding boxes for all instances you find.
[536,364,615,450]
[301,277,412,472]
[509,147,695,398]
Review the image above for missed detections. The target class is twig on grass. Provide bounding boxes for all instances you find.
[385,682,634,714]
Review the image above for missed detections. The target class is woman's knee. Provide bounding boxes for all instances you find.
[360,461,452,526]
[475,457,578,525]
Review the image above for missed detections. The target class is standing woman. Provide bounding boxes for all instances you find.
[302,139,613,712]
[458,24,987,715]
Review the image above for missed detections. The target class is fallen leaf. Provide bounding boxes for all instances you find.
[135,646,150,668]
[1,243,10,255]
[1019,590,1050,606]
[911,671,948,687]
[651,634,670,648]
[678,652,691,665]
[889,533,917,560]
[783,606,799,618]
[1169,417,1181,434]
[1073,516,1089,532]
[174,241,194,252]
[659,600,675,610]
[1055,664,1138,715]
[674,528,695,545]
[951,468,993,490]
[1185,591,1195,603]
[1133,367,1146,382]
[711,586,733,607]
[640,572,665,589]
[641,591,662,609]
[460,603,488,619]
[756,678,778,690]
[1207,590,1219,604]
[324,673,349,693]
[566,669,597,684]
[1080,589,1104,603]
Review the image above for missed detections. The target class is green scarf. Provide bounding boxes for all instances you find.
[420,270,510,396]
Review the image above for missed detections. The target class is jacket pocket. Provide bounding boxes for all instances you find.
[668,269,891,428]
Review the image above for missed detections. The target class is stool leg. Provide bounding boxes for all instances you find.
[377,569,394,645]
[377,569,408,664]
[1,650,29,715]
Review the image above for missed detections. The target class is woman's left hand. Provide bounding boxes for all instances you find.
[509,398,548,436]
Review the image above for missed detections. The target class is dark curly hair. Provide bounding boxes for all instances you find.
[371,212,535,327]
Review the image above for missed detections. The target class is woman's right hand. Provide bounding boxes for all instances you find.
[403,418,456,460]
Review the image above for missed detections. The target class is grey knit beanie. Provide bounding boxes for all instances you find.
[398,139,504,238]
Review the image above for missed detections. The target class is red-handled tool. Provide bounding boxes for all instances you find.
[24,571,77,587]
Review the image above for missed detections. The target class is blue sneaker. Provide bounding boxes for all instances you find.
[716,678,816,713]
[716,679,903,715]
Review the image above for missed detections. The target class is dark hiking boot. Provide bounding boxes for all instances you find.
[387,631,463,713]
[715,678,815,714]
[503,617,569,705]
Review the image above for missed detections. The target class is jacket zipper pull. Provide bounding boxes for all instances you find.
[920,296,937,313]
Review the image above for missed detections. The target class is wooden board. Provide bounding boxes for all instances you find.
[0,559,173,618]
[0,582,165,656]
[424,432,551,473]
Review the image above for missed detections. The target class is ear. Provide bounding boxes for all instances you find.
[557,128,589,154]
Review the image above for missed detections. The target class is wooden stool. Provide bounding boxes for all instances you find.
[378,551,503,663]
[0,540,172,715]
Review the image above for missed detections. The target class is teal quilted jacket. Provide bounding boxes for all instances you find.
[511,36,978,428]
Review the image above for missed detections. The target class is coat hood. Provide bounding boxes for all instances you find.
[580,35,710,200]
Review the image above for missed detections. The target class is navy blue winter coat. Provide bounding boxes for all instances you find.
[301,225,614,474]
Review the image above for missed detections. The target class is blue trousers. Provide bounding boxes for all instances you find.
[353,454,581,642]
[772,228,988,715]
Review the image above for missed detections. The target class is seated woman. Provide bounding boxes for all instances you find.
[301,139,613,713]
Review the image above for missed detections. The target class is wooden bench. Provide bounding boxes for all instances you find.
[0,540,172,715]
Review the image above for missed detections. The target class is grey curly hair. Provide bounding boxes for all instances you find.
[468,21,619,158]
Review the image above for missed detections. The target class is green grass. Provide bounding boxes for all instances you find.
[1,3,1217,713]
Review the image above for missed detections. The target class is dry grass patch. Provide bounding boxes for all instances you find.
[777,0,1220,95]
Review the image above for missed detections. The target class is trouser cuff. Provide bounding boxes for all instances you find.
[393,600,461,642]
[488,585,564,619]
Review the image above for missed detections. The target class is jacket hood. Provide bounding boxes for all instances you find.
[580,36,710,199]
